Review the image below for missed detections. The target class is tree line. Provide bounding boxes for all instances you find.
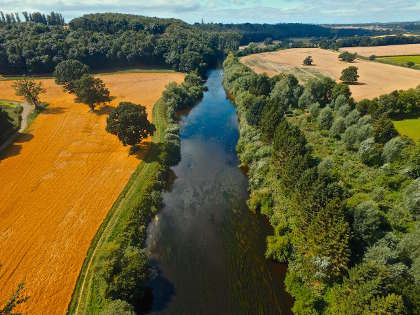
[0,11,64,25]
[0,13,240,75]
[223,53,420,314]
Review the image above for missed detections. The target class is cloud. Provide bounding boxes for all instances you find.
[0,0,419,23]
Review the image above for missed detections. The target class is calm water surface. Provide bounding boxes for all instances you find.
[146,69,292,315]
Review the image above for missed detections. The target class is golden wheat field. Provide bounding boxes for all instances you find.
[0,72,184,315]
[241,48,420,100]
[340,43,420,57]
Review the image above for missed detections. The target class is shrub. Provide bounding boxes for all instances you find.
[334,94,349,111]
[407,61,415,68]
[318,106,333,130]
[330,117,346,138]
[358,137,382,166]
[103,245,149,304]
[352,201,388,247]
[337,104,351,118]
[303,56,313,66]
[339,51,357,62]
[345,109,361,127]
[308,102,320,118]
[373,115,398,144]
[369,55,376,61]
[404,178,420,219]
[343,125,360,150]
[382,137,408,163]
[103,299,136,315]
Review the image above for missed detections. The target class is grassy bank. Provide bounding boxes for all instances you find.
[375,55,420,70]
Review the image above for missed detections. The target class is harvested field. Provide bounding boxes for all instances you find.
[241,48,420,100]
[0,72,184,315]
[340,44,420,57]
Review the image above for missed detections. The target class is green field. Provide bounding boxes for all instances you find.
[393,118,420,142]
[377,55,420,70]
[0,100,22,128]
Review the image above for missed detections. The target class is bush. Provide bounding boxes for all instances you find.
[382,136,408,163]
[337,104,351,118]
[352,201,388,247]
[343,125,360,150]
[318,106,333,130]
[358,137,382,166]
[334,94,349,111]
[369,54,376,61]
[103,245,149,304]
[339,51,357,62]
[103,299,136,315]
[308,102,320,118]
[345,109,361,127]
[404,178,420,219]
[373,115,398,144]
[330,117,346,138]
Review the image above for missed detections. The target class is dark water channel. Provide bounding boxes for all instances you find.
[145,69,292,315]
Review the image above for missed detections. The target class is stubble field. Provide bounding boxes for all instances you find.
[0,71,184,315]
[339,43,420,57]
[241,48,420,100]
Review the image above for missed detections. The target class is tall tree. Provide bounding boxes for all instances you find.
[13,78,46,111]
[106,102,155,148]
[54,60,90,93]
[73,74,111,111]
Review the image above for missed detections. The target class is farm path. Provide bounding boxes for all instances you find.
[0,103,32,153]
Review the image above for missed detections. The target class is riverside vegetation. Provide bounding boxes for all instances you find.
[223,53,420,314]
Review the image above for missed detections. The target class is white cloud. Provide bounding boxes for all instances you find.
[0,0,419,23]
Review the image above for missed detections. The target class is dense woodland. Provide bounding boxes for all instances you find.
[195,23,377,45]
[0,13,240,75]
[223,53,420,315]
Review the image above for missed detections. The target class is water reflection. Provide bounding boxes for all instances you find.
[145,69,291,315]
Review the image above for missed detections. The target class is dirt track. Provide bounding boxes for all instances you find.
[340,44,420,57]
[241,48,420,100]
[0,72,184,314]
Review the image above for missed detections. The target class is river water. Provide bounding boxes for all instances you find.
[146,69,292,315]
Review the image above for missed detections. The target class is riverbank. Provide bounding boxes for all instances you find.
[223,53,420,314]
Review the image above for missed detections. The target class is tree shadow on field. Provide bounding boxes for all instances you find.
[43,106,66,115]
[94,104,114,116]
[0,132,34,163]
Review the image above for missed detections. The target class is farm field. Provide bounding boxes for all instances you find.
[241,47,420,100]
[393,118,420,142]
[339,43,420,57]
[0,71,184,315]
[376,55,420,70]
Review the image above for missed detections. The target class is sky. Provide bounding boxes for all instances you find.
[1,0,420,24]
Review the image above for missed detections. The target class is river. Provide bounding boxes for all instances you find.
[145,69,292,315]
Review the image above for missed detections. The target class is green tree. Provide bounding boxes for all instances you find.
[303,56,313,66]
[54,60,90,93]
[13,78,45,111]
[339,51,357,62]
[103,300,135,315]
[73,74,111,111]
[318,106,333,130]
[106,102,155,149]
[373,114,398,144]
[340,66,359,84]
[103,244,149,304]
